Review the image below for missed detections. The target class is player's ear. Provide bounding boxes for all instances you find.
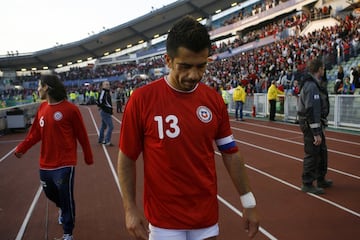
[164,54,173,69]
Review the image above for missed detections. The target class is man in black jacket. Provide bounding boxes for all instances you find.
[297,58,332,195]
[97,81,114,146]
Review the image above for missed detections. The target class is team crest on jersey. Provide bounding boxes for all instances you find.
[196,106,212,123]
[53,111,63,121]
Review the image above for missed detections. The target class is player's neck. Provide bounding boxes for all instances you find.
[47,97,63,105]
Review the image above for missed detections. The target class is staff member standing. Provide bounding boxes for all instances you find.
[267,80,283,121]
[97,81,114,146]
[233,83,246,121]
[298,58,332,195]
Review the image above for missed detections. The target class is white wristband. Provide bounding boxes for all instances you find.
[240,192,256,208]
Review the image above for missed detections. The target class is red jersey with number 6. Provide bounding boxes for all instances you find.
[16,100,93,169]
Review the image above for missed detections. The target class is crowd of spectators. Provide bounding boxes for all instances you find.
[217,0,282,28]
[2,2,360,106]
[212,11,310,55]
[205,11,360,96]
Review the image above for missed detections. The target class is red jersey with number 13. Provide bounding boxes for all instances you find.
[119,77,237,229]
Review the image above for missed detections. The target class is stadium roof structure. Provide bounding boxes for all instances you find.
[0,0,240,71]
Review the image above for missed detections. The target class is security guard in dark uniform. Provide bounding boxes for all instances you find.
[297,58,332,195]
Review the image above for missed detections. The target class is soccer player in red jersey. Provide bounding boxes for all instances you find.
[15,74,93,240]
[117,16,259,240]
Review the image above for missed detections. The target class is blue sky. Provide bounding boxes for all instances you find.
[1,0,176,55]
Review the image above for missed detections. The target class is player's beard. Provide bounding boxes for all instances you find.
[180,79,198,91]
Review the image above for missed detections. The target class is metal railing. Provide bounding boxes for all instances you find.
[1,94,359,133]
[228,93,360,131]
[0,102,40,132]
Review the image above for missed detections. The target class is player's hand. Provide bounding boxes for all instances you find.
[14,152,23,158]
[243,207,260,238]
[85,159,94,165]
[313,135,322,146]
[124,206,149,240]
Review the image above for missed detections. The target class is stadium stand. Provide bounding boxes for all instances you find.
[0,0,359,131]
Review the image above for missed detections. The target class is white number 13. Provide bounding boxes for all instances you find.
[154,115,180,139]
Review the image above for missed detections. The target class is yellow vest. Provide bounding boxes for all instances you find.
[267,84,283,101]
[232,86,246,102]
[221,89,230,104]
[70,92,76,100]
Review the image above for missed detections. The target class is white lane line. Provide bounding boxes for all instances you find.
[234,138,360,180]
[15,185,43,240]
[247,163,360,218]
[237,121,360,145]
[0,146,16,163]
[14,107,119,239]
[215,150,360,218]
[11,108,360,239]
[109,113,278,239]
[87,107,123,197]
[110,111,360,236]
[217,195,278,240]
[232,126,360,159]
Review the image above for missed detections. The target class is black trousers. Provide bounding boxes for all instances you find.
[116,99,122,113]
[299,122,328,185]
[269,100,276,120]
[40,166,75,235]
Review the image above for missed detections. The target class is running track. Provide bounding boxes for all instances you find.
[0,104,359,240]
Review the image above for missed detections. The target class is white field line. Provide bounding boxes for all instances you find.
[87,107,123,197]
[214,150,360,218]
[14,109,358,240]
[237,121,360,146]
[15,185,42,240]
[231,125,360,159]
[232,135,360,180]
[217,195,278,240]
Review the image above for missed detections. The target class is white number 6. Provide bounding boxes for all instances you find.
[39,116,44,127]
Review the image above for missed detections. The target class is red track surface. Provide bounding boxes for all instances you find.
[1,105,359,240]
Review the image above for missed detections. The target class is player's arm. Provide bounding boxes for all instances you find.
[221,151,260,238]
[117,151,149,240]
[73,108,93,165]
[14,109,42,157]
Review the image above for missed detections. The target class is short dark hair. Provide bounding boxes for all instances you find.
[307,58,323,74]
[40,74,67,101]
[166,16,211,58]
